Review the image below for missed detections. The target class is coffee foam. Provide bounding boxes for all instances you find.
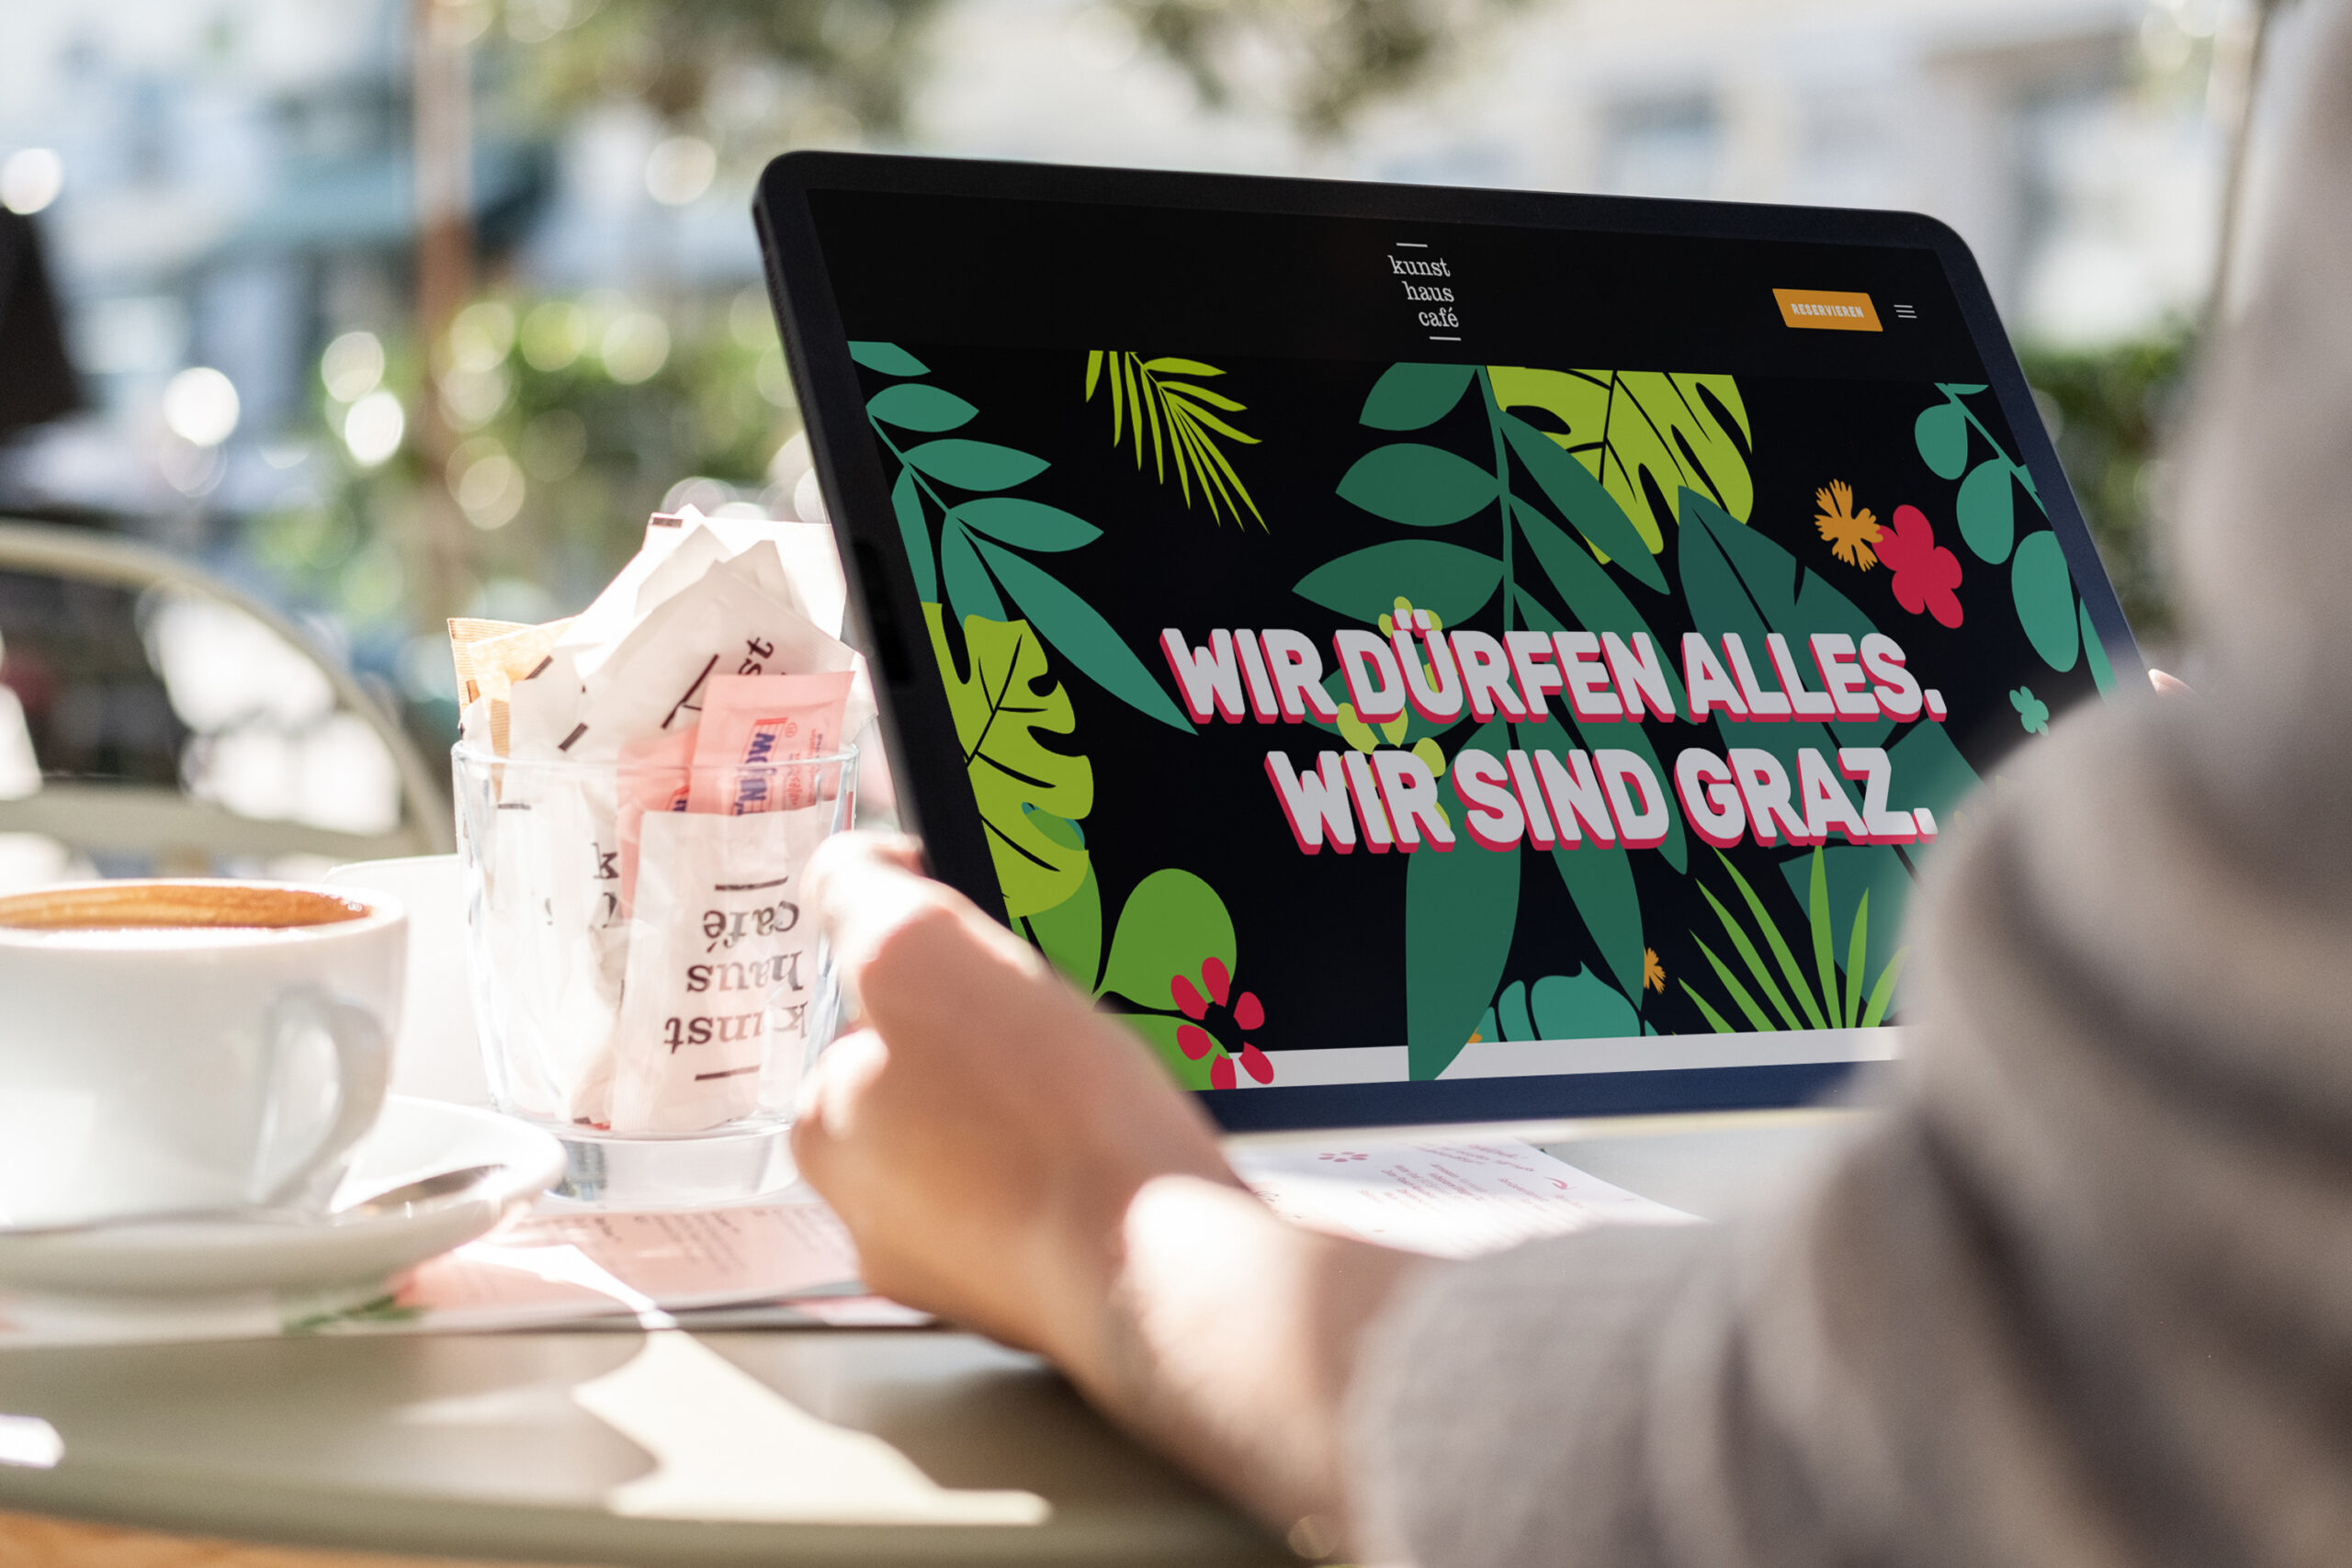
[0,883,371,933]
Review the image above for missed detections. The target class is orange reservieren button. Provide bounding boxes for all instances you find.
[1773,288,1883,332]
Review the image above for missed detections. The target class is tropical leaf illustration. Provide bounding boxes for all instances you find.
[1487,366,1754,551]
[1405,717,1521,1080]
[862,345,1193,734]
[925,604,1095,919]
[1912,383,2101,678]
[1085,352,1265,528]
[1682,849,1905,1034]
[1470,969,1642,1047]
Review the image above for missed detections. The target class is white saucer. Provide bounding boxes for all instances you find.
[0,1098,565,1299]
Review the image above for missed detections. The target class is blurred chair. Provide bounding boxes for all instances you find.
[0,520,453,876]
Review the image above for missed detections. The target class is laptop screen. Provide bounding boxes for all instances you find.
[784,175,2132,1127]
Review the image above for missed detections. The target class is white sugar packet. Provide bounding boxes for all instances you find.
[607,806,835,1134]
[563,551,857,761]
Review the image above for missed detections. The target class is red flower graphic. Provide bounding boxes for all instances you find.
[1874,503,1964,628]
[1170,955,1272,1089]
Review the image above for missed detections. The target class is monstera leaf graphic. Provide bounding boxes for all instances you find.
[1487,367,1754,552]
[927,604,1095,919]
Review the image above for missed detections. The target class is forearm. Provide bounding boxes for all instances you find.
[1055,1175,1430,1552]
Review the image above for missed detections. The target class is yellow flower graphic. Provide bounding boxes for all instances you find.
[1814,479,1882,570]
[1643,946,1666,993]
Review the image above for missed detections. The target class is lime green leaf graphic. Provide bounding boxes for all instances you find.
[1486,366,1754,550]
[971,536,1194,733]
[1294,539,1502,626]
[1955,458,2016,564]
[1086,351,1265,527]
[2010,530,2079,671]
[1337,443,1498,526]
[1497,414,1668,591]
[1915,400,1971,479]
[1361,363,1476,431]
[903,439,1049,492]
[956,497,1102,553]
[849,342,929,377]
[867,383,978,432]
[926,604,1094,919]
[1687,850,1903,1034]
[1100,870,1235,1012]
[893,468,935,604]
[1017,818,1103,992]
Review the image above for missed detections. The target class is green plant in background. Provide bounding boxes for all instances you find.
[856,340,1193,734]
[1083,352,1265,527]
[245,286,797,744]
[1682,849,1905,1035]
[2018,328,2190,647]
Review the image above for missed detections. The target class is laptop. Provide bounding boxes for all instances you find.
[752,152,2140,1135]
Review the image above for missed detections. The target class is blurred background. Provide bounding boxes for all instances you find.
[0,0,2315,886]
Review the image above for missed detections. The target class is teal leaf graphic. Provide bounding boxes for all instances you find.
[1510,506,1687,714]
[941,521,1004,624]
[903,439,1050,492]
[1497,412,1667,592]
[1513,717,1645,1001]
[1361,363,1476,431]
[1955,460,2017,564]
[2010,686,2050,735]
[1916,400,1970,479]
[955,497,1102,552]
[1293,539,1502,626]
[1531,970,1641,1040]
[867,383,978,432]
[1511,589,1684,872]
[2010,531,2080,671]
[1406,719,1520,1079]
[894,468,936,604]
[972,536,1194,732]
[849,342,929,377]
[1336,443,1497,527]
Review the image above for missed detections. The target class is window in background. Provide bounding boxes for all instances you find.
[1600,95,1721,200]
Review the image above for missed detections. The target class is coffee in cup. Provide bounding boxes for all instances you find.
[0,880,405,1230]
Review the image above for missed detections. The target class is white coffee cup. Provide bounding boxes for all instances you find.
[0,880,405,1228]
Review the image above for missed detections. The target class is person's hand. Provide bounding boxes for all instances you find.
[791,834,1426,1546]
[791,832,1235,1365]
[2151,668,2191,697]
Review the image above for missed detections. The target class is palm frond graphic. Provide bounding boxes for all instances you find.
[1085,352,1266,528]
[1679,848,1905,1034]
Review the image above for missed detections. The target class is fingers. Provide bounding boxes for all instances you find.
[789,1026,888,1187]
[2150,669,2191,697]
[805,830,974,974]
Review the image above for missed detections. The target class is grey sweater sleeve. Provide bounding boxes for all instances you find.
[1349,7,2352,1564]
